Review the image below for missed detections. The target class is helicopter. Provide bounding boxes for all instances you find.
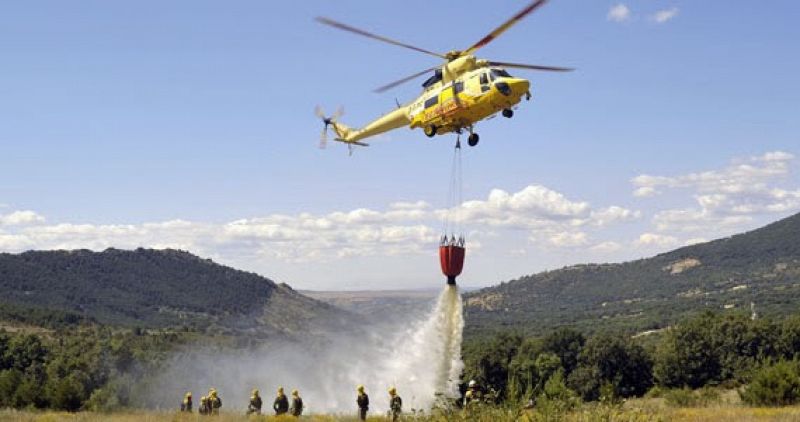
[315,0,572,151]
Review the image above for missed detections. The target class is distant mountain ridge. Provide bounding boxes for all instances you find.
[464,212,800,336]
[0,248,351,336]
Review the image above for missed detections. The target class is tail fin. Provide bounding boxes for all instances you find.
[331,122,354,141]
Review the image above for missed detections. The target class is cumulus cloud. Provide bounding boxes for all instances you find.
[652,7,679,23]
[632,151,800,233]
[548,231,589,248]
[591,206,641,226]
[0,184,635,264]
[0,210,45,226]
[684,238,707,246]
[607,4,631,22]
[635,233,678,247]
[590,241,622,253]
[633,186,658,198]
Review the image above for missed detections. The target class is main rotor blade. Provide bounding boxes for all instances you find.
[374,66,439,93]
[463,0,549,56]
[316,17,445,59]
[489,61,573,72]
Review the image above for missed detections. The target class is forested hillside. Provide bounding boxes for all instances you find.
[0,248,350,336]
[465,212,800,336]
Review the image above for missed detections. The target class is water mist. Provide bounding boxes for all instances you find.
[145,285,465,415]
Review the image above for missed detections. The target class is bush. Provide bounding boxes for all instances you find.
[663,386,722,407]
[740,360,800,406]
[534,370,580,414]
[568,333,652,401]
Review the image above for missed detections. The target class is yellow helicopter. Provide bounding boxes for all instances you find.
[315,0,572,151]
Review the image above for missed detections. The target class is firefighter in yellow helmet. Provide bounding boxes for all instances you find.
[199,395,209,415]
[247,388,262,415]
[208,388,222,415]
[290,389,304,417]
[388,387,402,422]
[180,391,192,412]
[356,385,369,421]
[273,386,289,415]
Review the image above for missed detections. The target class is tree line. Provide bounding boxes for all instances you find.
[2,310,800,412]
[462,311,800,407]
[0,327,191,411]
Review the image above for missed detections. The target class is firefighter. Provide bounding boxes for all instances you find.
[388,387,402,422]
[290,389,304,417]
[247,388,262,415]
[199,395,209,415]
[356,385,369,421]
[208,388,222,415]
[273,387,289,415]
[180,391,192,412]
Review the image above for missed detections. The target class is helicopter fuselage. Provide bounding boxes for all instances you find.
[331,56,531,144]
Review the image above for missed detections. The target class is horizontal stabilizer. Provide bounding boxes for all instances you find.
[333,138,370,147]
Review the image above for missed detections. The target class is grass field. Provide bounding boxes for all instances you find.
[3,402,800,422]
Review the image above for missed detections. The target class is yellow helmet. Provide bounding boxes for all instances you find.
[252,389,259,396]
[277,387,284,395]
[200,396,207,402]
[292,389,299,396]
[389,387,397,395]
[186,392,192,398]
[357,385,365,393]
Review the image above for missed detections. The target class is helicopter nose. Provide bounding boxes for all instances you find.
[494,78,530,97]
[510,78,530,96]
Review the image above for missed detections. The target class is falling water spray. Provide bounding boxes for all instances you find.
[145,284,464,414]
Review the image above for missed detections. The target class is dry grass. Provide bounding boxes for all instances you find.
[3,403,800,422]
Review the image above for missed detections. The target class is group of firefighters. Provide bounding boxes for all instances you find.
[179,384,403,421]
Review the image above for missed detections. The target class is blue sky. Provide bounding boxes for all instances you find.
[1,1,799,290]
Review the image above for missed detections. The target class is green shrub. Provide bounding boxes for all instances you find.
[534,370,580,414]
[663,386,721,407]
[740,360,800,406]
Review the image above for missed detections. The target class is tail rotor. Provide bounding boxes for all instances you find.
[315,105,344,149]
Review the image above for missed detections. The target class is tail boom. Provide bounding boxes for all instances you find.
[332,106,410,143]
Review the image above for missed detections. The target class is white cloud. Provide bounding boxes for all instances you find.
[652,7,679,24]
[633,186,658,198]
[684,238,707,246]
[0,210,45,226]
[635,233,678,247]
[608,4,631,22]
[0,184,636,263]
[548,231,589,248]
[590,241,622,253]
[591,206,641,226]
[633,151,800,233]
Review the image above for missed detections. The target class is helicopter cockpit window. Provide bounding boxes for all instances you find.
[424,96,438,109]
[453,81,464,94]
[479,73,489,85]
[491,69,512,78]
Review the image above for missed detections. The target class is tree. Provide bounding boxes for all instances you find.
[47,373,88,411]
[779,316,800,360]
[541,328,585,377]
[4,334,47,372]
[0,369,22,407]
[569,333,652,401]
[654,313,720,388]
[463,332,523,398]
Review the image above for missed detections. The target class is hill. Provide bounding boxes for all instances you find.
[464,212,800,336]
[0,248,351,336]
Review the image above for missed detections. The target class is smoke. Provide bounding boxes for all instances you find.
[143,285,464,415]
